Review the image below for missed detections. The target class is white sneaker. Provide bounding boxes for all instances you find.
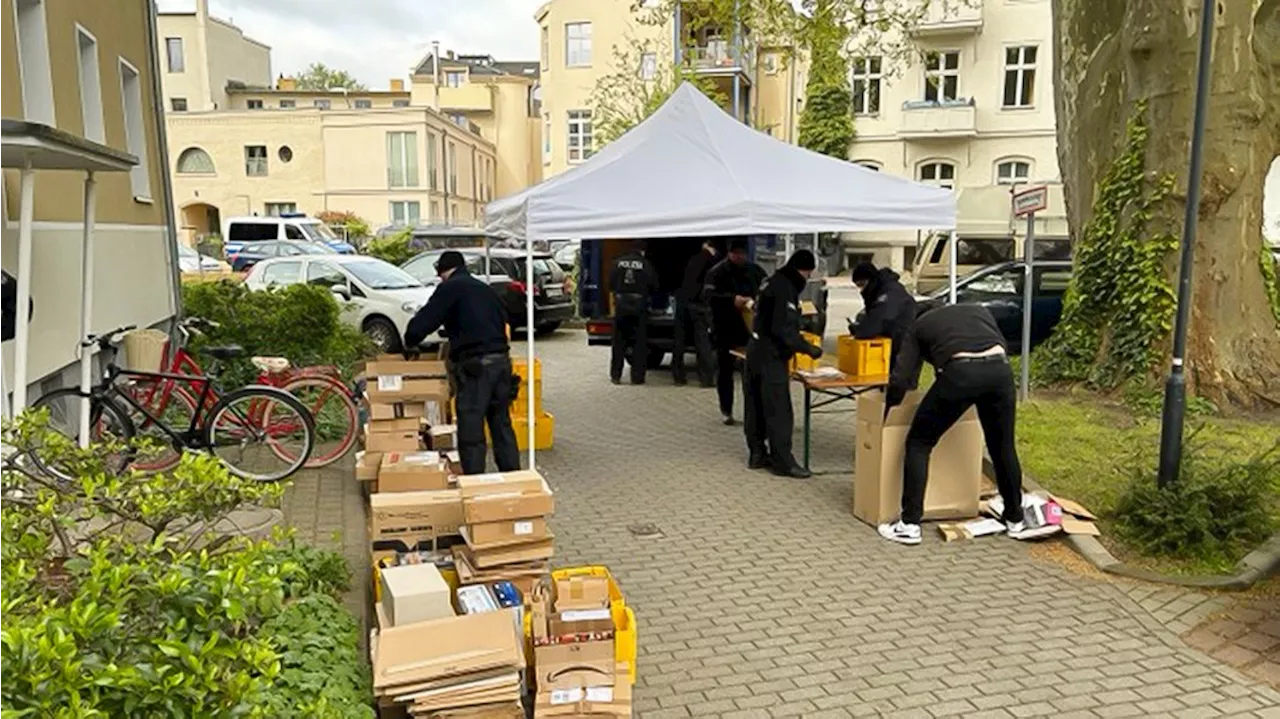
[1006,520,1026,536]
[878,521,922,545]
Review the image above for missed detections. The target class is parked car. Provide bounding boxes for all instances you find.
[222,214,357,260]
[912,232,1073,294]
[912,259,1073,354]
[228,239,335,272]
[400,248,574,333]
[177,244,229,273]
[553,240,580,271]
[243,255,437,351]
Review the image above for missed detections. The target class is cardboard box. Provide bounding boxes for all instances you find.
[554,576,610,612]
[547,608,614,636]
[370,489,465,542]
[459,533,555,569]
[367,376,451,404]
[467,517,550,546]
[365,424,422,453]
[379,562,455,627]
[457,470,547,498]
[852,390,982,526]
[372,610,524,691]
[429,424,458,451]
[463,478,556,524]
[369,401,427,421]
[534,680,632,717]
[368,416,422,433]
[366,358,449,379]
[533,639,616,691]
[379,451,451,492]
[357,451,383,482]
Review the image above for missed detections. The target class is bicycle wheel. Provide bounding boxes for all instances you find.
[27,389,136,482]
[204,386,315,482]
[123,382,200,474]
[284,375,358,468]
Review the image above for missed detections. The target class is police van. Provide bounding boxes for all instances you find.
[221,214,357,261]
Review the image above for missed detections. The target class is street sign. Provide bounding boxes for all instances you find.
[1012,185,1049,217]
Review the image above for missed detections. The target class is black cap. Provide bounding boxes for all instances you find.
[434,250,466,273]
[851,262,878,283]
[785,249,817,272]
[729,238,749,253]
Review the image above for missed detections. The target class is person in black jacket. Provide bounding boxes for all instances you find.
[876,303,1026,546]
[704,239,768,424]
[850,262,917,369]
[743,250,823,478]
[672,240,718,387]
[403,251,519,475]
[609,241,659,385]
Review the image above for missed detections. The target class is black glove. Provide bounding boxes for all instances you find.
[885,386,906,411]
[807,344,824,359]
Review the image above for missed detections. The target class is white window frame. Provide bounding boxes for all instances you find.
[75,25,105,143]
[244,145,268,177]
[542,113,552,165]
[264,202,297,216]
[176,147,215,175]
[995,158,1033,185]
[918,160,957,189]
[170,97,188,112]
[118,57,151,200]
[279,99,296,109]
[15,0,56,126]
[390,200,421,227]
[430,199,440,222]
[567,110,593,163]
[850,56,882,116]
[923,50,961,103]
[387,131,419,188]
[314,99,331,110]
[165,36,184,73]
[444,71,465,88]
[565,22,592,67]
[353,98,372,109]
[1002,45,1037,109]
[540,26,550,69]
[640,52,657,81]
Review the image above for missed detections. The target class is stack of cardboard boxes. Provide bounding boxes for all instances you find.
[529,573,633,717]
[454,470,556,597]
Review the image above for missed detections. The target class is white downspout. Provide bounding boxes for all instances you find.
[11,164,35,413]
[78,172,98,447]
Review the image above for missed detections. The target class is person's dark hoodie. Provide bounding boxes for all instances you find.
[853,267,916,369]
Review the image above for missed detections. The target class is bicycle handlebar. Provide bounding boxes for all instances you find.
[83,325,136,349]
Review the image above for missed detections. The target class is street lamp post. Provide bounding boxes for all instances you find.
[1157,0,1216,488]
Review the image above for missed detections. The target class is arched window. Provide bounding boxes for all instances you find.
[854,160,882,172]
[176,147,215,174]
[995,158,1032,185]
[918,160,956,189]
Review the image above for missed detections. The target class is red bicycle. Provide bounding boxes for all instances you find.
[126,317,359,472]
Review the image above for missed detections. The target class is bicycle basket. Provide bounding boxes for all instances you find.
[122,329,169,373]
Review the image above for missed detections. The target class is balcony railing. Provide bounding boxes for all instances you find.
[686,42,755,83]
[909,2,983,36]
[897,98,978,139]
[438,84,493,113]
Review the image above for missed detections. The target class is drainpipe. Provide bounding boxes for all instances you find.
[432,40,442,111]
[471,145,478,225]
[442,133,451,224]
[145,0,185,334]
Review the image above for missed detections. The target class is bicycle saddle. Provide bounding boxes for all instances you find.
[204,345,245,360]
[251,356,291,374]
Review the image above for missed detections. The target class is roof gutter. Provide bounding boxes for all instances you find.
[144,0,185,335]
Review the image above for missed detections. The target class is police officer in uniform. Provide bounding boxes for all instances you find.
[404,251,519,474]
[609,241,659,385]
[850,262,917,370]
[743,250,823,478]
[672,239,719,387]
[704,239,768,424]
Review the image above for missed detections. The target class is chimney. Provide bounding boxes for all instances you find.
[446,50,455,60]
[389,78,405,92]
[277,76,297,91]
[195,0,210,20]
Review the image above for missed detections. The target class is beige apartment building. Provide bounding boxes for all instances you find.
[155,0,270,112]
[535,0,799,179]
[2,0,179,408]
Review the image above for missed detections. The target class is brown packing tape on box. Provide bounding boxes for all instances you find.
[852,390,982,526]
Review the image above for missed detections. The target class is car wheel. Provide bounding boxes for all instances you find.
[364,317,402,352]
[535,321,561,335]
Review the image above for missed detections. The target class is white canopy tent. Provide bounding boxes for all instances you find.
[484,83,959,468]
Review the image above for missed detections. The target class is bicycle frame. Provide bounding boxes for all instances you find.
[106,364,217,447]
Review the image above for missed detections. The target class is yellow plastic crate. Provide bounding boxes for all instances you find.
[512,411,554,451]
[511,357,543,383]
[549,566,637,685]
[837,335,891,382]
[788,331,824,373]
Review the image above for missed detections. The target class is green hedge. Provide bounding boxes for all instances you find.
[182,280,373,387]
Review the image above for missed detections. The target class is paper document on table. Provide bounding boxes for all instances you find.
[798,367,844,379]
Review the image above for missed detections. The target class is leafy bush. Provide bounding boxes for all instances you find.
[1110,434,1280,567]
[316,210,371,244]
[364,229,415,266]
[182,279,373,387]
[1,415,373,718]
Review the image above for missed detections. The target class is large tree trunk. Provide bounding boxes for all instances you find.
[1053,0,1280,409]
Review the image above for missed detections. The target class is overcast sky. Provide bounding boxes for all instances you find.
[159,0,545,88]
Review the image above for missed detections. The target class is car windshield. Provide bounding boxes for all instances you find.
[344,259,423,289]
[926,266,1008,300]
[300,223,339,242]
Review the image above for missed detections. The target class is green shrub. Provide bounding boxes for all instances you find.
[1,415,372,718]
[1110,434,1280,568]
[1120,381,1218,419]
[364,229,415,266]
[182,280,373,387]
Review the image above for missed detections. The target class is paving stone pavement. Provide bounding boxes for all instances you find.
[281,330,1279,717]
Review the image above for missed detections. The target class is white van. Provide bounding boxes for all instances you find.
[221,214,356,259]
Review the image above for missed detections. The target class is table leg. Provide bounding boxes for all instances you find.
[803,385,812,470]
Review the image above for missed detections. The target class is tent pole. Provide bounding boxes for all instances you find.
[525,235,536,469]
[947,229,958,305]
[78,172,98,447]
[12,163,36,413]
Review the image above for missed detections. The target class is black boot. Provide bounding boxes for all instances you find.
[771,463,812,479]
[748,450,770,470]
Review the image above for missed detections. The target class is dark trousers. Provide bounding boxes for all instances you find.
[743,348,796,469]
[672,301,714,385]
[902,358,1024,525]
[610,310,648,383]
[715,347,737,416]
[454,354,520,475]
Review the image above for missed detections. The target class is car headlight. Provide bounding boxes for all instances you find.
[401,301,422,314]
